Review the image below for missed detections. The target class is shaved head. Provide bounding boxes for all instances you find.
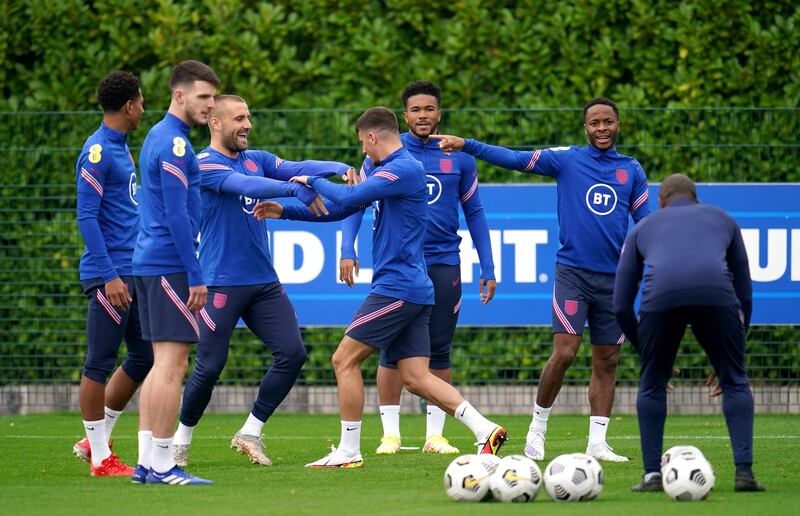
[659,173,698,208]
[209,94,246,119]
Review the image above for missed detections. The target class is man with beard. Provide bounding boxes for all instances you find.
[339,81,496,455]
[253,107,507,468]
[431,98,650,463]
[171,94,355,468]
[132,60,219,485]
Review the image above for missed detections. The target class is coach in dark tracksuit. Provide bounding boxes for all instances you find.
[613,173,765,493]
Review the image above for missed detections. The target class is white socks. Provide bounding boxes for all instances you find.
[239,413,265,437]
[588,416,610,446]
[454,401,494,440]
[379,405,400,437]
[530,404,552,433]
[426,404,447,439]
[338,420,361,454]
[173,422,195,446]
[103,407,122,441]
[84,419,110,466]
[137,430,153,469]
[152,436,175,473]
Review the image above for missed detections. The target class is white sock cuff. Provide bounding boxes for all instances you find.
[379,405,400,413]
[533,404,552,419]
[590,416,610,424]
[83,418,104,426]
[341,420,362,427]
[427,404,445,415]
[104,407,123,417]
[138,430,153,437]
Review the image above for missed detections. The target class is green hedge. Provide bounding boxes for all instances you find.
[2,1,799,111]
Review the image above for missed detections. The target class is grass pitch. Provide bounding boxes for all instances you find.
[1,412,797,515]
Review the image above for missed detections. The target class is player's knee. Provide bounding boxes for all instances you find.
[274,342,307,372]
[82,353,116,383]
[551,348,577,368]
[120,356,152,383]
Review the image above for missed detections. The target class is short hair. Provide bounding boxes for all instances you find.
[209,94,246,118]
[659,173,698,203]
[583,97,619,119]
[169,60,220,92]
[355,107,399,135]
[96,71,141,112]
[400,80,442,109]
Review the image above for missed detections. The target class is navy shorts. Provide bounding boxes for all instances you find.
[134,273,200,343]
[552,263,624,345]
[379,265,460,369]
[346,294,432,367]
[81,276,152,383]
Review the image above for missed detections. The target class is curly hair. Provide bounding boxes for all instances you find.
[400,80,442,109]
[97,71,141,112]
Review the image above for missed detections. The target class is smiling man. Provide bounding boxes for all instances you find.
[431,97,651,463]
[170,94,354,469]
[339,81,496,455]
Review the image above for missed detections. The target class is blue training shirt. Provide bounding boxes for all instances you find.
[463,140,651,274]
[76,122,139,282]
[613,199,753,342]
[133,113,203,285]
[198,147,351,286]
[282,147,434,305]
[341,132,495,280]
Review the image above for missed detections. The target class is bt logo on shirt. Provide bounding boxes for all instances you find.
[585,183,617,216]
[239,195,262,214]
[426,174,442,205]
[128,172,138,206]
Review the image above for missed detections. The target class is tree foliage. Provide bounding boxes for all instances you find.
[1,0,799,111]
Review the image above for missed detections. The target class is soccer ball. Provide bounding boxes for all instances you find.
[661,445,704,470]
[570,453,604,500]
[543,454,596,502]
[662,454,716,501]
[443,454,497,502]
[488,455,543,503]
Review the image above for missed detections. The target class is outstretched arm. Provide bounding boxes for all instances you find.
[430,135,560,177]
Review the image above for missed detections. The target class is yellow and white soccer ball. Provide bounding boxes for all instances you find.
[488,454,543,502]
[443,454,498,502]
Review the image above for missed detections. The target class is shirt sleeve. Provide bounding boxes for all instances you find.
[219,173,300,199]
[76,152,118,282]
[160,151,203,286]
[630,161,651,223]
[306,166,415,208]
[727,219,753,330]
[462,139,562,178]
[199,161,236,192]
[252,150,351,181]
[281,200,363,222]
[459,155,495,280]
[613,227,644,344]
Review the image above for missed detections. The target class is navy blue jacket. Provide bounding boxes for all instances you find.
[613,199,752,343]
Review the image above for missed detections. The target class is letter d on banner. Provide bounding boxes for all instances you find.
[272,231,324,283]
